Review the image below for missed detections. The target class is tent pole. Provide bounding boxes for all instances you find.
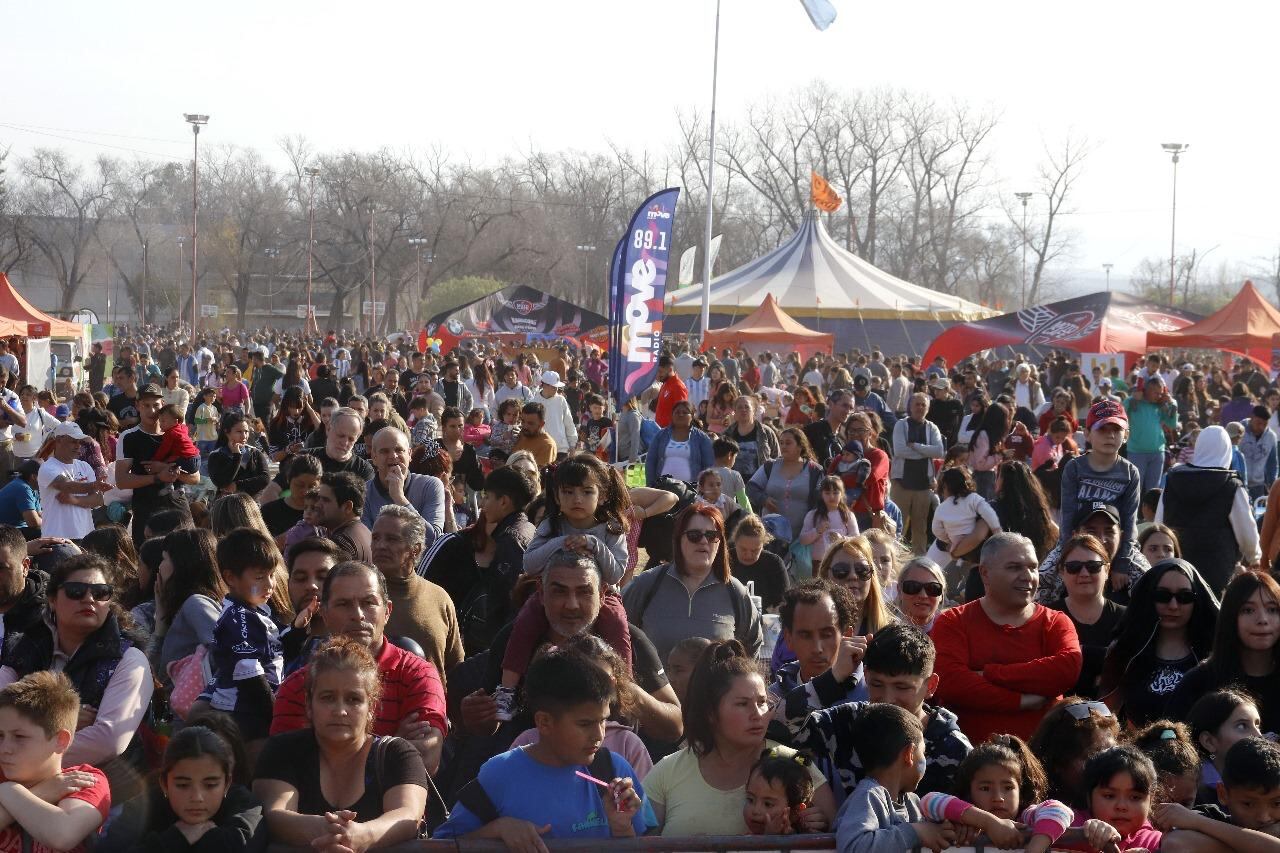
[698,0,722,340]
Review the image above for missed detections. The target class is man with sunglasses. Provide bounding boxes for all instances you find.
[930,532,1082,743]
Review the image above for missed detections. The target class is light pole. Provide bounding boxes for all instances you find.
[700,0,722,338]
[367,203,376,335]
[303,166,320,336]
[175,237,184,324]
[264,247,280,322]
[575,244,596,296]
[183,114,208,337]
[408,237,429,324]
[1014,191,1033,308]
[141,239,148,326]
[1162,143,1189,305]
[1102,263,1113,293]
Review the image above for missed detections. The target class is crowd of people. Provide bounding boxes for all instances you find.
[0,325,1279,851]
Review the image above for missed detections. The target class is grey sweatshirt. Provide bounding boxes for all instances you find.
[523,518,628,584]
[835,777,923,853]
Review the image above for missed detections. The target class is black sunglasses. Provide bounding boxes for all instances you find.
[901,580,943,597]
[1153,588,1196,605]
[1062,559,1105,575]
[831,561,874,581]
[61,582,113,603]
[683,529,722,544]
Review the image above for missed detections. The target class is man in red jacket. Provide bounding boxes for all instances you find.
[653,354,688,429]
[929,531,1082,743]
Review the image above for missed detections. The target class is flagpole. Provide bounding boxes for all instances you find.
[699,0,721,340]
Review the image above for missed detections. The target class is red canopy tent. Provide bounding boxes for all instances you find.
[923,292,1197,367]
[1146,280,1280,365]
[699,294,834,360]
[0,273,83,337]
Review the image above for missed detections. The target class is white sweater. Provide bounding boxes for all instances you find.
[537,391,578,455]
[927,492,1002,566]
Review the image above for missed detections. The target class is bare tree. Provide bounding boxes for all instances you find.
[1010,135,1090,305]
[20,149,113,310]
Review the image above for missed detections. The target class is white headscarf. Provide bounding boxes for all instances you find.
[1191,424,1232,469]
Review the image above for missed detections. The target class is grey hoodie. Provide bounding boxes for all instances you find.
[835,777,923,853]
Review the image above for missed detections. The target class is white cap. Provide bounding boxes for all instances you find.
[48,422,87,442]
[540,370,565,388]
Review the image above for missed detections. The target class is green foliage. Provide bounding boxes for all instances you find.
[422,275,506,319]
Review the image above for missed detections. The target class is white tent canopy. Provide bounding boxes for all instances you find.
[668,213,992,322]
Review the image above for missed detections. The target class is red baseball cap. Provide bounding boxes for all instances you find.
[1086,398,1127,431]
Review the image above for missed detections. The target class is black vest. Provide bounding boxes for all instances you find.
[1161,466,1243,595]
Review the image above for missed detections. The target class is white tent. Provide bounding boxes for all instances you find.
[667,213,995,354]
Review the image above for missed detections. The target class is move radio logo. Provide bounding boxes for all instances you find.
[610,187,680,408]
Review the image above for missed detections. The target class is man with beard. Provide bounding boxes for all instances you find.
[371,505,463,682]
[269,561,446,771]
[445,550,683,795]
[435,360,473,415]
[0,525,47,648]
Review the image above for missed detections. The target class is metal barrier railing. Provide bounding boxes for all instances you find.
[267,837,1087,853]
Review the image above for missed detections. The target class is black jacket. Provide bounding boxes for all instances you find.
[1,569,47,646]
[207,445,271,498]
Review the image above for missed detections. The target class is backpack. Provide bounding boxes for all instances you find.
[636,474,699,564]
[455,746,617,824]
[631,562,757,637]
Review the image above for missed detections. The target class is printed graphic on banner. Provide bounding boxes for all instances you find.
[612,188,680,407]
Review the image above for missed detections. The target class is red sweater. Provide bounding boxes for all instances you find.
[929,599,1082,744]
[153,423,200,462]
[654,375,688,428]
[270,638,446,738]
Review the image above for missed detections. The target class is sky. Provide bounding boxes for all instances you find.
[6,0,1278,299]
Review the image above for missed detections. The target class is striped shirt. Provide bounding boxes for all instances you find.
[269,638,446,737]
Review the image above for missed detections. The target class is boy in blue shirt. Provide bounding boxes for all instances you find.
[435,646,649,843]
[201,527,284,749]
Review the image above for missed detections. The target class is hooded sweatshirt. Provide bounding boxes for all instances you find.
[1157,425,1260,594]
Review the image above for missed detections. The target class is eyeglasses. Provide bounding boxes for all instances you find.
[830,562,874,581]
[1062,700,1113,721]
[683,529,722,544]
[1062,559,1106,575]
[1153,588,1196,605]
[901,580,943,597]
[61,582,113,603]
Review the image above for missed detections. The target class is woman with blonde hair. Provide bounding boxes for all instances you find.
[860,527,910,599]
[815,535,895,635]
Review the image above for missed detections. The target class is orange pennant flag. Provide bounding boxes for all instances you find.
[811,171,842,212]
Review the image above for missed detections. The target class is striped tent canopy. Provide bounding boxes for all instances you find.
[666,213,996,356]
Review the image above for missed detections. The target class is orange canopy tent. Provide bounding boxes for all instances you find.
[1146,280,1280,365]
[0,273,83,337]
[699,293,834,360]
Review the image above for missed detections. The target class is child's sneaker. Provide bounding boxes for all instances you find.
[493,686,517,722]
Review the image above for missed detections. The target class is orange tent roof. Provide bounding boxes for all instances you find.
[1147,280,1280,362]
[0,273,83,338]
[700,293,834,360]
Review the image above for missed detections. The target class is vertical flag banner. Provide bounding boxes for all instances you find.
[811,171,843,212]
[611,187,680,411]
[677,245,697,288]
[799,0,837,30]
[708,234,724,277]
[607,236,627,417]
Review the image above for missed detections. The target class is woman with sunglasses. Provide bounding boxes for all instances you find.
[895,556,946,631]
[1098,558,1218,727]
[1046,534,1127,700]
[622,504,763,663]
[0,553,154,790]
[814,536,895,636]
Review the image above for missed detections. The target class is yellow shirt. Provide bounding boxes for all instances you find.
[644,741,827,836]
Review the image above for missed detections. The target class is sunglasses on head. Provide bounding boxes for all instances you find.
[900,580,943,597]
[830,561,874,581]
[61,582,113,603]
[683,529,722,544]
[1062,700,1113,721]
[1062,559,1105,575]
[1153,588,1196,605]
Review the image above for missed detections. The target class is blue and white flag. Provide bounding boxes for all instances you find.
[799,0,837,30]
